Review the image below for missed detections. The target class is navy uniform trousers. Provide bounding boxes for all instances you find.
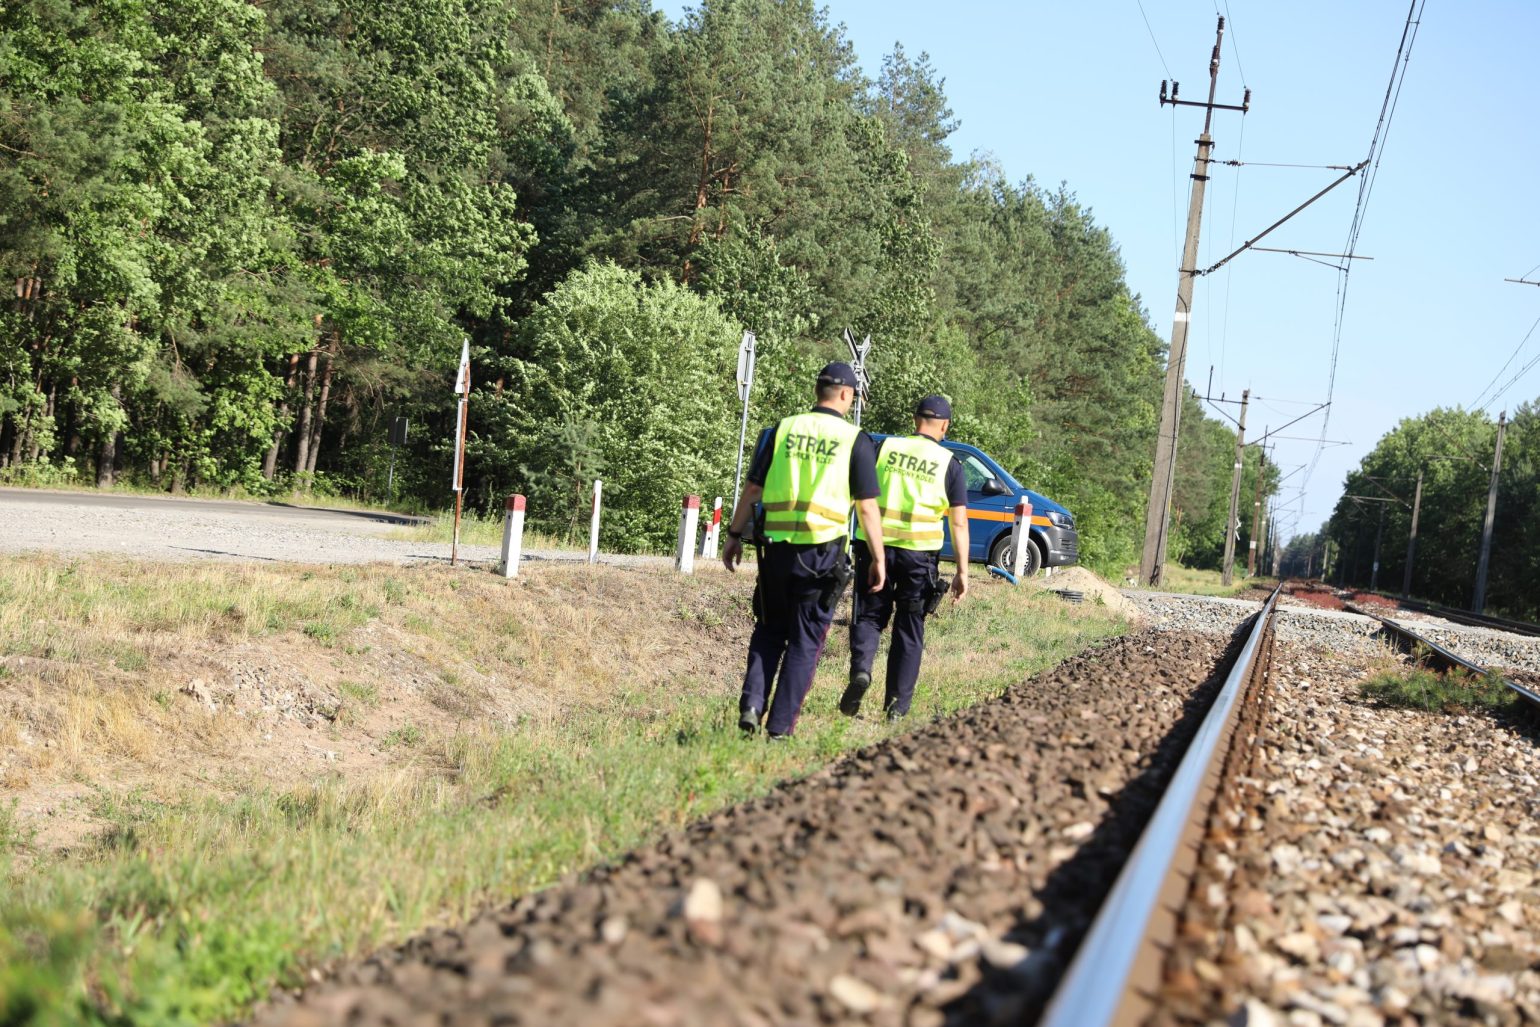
[850,539,938,717]
[739,539,844,735]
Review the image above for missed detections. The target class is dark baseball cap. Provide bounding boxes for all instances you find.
[915,394,953,420]
[816,362,859,388]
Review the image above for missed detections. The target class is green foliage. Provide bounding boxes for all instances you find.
[480,263,744,549]
[1360,665,1517,714]
[1322,404,1540,619]
[0,0,1261,577]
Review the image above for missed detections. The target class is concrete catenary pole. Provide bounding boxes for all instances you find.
[1472,411,1507,613]
[1220,389,1249,585]
[1369,502,1386,592]
[1140,16,1248,587]
[1247,432,1267,577]
[1401,468,1423,597]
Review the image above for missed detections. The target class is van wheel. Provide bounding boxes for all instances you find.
[988,533,1042,577]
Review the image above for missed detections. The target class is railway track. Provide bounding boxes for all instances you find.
[1040,585,1281,1025]
[1344,601,1540,708]
[1369,592,1540,639]
[258,587,1540,1026]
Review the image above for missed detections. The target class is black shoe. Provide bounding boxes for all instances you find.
[840,671,871,716]
[767,731,790,742]
[738,706,761,734]
[885,705,907,723]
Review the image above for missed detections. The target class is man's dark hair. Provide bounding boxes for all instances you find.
[816,383,847,402]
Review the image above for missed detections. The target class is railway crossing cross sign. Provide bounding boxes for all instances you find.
[842,328,872,428]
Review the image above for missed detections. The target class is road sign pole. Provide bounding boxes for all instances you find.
[387,416,409,501]
[732,332,756,515]
[450,338,470,567]
[843,329,872,429]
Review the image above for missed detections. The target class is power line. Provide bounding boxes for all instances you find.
[1133,0,1182,265]
[1482,331,1540,410]
[1303,0,1427,493]
[1134,0,1173,79]
[1221,0,1248,86]
[1219,113,1247,388]
[1471,312,1540,411]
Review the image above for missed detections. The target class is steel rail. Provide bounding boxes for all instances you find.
[1369,592,1540,638]
[1347,605,1540,708]
[1039,584,1282,1027]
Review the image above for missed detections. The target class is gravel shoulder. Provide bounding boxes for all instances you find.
[1131,594,1540,1027]
[0,487,668,568]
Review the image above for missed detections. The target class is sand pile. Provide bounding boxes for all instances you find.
[1037,565,1143,620]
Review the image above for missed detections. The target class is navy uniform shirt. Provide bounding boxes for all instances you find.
[876,434,968,507]
[745,406,880,500]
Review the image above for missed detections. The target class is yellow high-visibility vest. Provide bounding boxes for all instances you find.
[857,434,951,551]
[761,412,859,544]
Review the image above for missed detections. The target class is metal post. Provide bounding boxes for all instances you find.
[451,340,470,567]
[1369,502,1385,592]
[387,416,408,500]
[1140,16,1247,587]
[733,394,752,514]
[1401,468,1423,597]
[1221,389,1249,585]
[1473,411,1507,613]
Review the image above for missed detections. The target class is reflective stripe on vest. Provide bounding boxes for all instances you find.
[857,434,951,551]
[760,412,859,544]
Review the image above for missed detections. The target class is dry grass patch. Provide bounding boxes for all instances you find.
[0,554,755,851]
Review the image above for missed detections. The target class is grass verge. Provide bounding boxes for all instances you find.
[1149,564,1276,599]
[0,560,1124,1025]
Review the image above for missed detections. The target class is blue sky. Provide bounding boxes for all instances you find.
[654,1,1540,542]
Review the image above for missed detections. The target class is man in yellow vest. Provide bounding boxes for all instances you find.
[841,394,970,721]
[722,362,886,738]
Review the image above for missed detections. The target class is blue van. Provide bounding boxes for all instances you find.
[872,436,1080,576]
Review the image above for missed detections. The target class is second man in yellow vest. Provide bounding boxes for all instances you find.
[842,394,970,721]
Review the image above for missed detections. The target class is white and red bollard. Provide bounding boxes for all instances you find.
[501,494,526,579]
[699,496,723,560]
[676,494,701,574]
[1010,499,1033,580]
[588,479,602,565]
